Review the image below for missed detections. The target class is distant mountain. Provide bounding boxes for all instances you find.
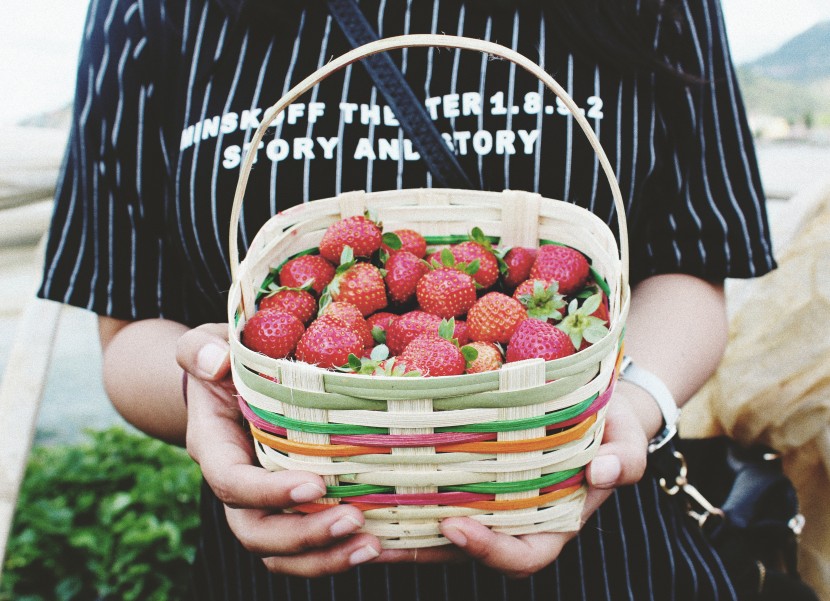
[736,21,830,127]
[742,21,830,82]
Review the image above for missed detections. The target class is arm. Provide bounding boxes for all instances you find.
[381,273,728,575]
[99,317,189,445]
[98,316,384,575]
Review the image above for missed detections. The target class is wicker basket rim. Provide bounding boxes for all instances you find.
[227,34,630,287]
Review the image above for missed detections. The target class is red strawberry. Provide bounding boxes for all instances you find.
[383,229,427,258]
[467,292,528,344]
[366,311,398,345]
[385,310,442,355]
[502,247,538,289]
[465,341,504,374]
[384,250,429,304]
[416,267,477,319]
[323,249,388,317]
[450,241,500,289]
[279,255,335,296]
[529,245,590,295]
[259,286,317,324]
[242,308,305,359]
[513,279,567,322]
[318,215,383,263]
[399,334,467,377]
[453,320,471,346]
[319,301,374,348]
[506,318,576,362]
[295,314,364,369]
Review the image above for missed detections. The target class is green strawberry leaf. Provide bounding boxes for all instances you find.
[371,325,387,344]
[584,324,609,344]
[370,344,390,362]
[338,246,355,268]
[464,258,480,276]
[378,247,390,265]
[438,318,456,341]
[382,232,402,250]
[580,293,602,316]
[555,322,583,349]
[461,345,479,364]
[567,298,579,316]
[348,354,363,370]
[440,248,455,267]
[318,289,333,311]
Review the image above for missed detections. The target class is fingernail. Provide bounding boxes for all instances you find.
[330,515,362,538]
[442,525,468,547]
[591,455,622,487]
[197,343,227,377]
[289,482,326,503]
[349,544,380,565]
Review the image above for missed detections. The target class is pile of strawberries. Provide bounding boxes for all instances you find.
[242,214,610,377]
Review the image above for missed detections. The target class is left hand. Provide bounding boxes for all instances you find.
[373,391,649,578]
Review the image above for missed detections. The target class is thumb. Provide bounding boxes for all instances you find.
[177,323,231,381]
[586,395,649,489]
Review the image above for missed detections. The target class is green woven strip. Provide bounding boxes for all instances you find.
[435,393,596,433]
[443,467,582,494]
[323,370,498,401]
[435,370,595,410]
[324,467,583,497]
[326,483,390,498]
[423,234,498,245]
[248,392,597,435]
[248,404,386,434]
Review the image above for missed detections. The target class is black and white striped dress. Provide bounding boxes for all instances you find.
[39,0,776,598]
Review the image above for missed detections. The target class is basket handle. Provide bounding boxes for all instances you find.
[229,34,629,286]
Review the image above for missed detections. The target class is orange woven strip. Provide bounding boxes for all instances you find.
[249,423,392,456]
[291,486,583,513]
[456,484,583,510]
[434,414,597,453]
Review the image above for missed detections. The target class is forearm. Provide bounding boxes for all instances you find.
[99,317,190,445]
[619,273,728,439]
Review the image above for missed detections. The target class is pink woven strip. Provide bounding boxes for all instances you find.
[239,400,288,435]
[333,432,492,446]
[538,472,585,493]
[345,491,487,505]
[340,472,587,506]
[548,382,615,431]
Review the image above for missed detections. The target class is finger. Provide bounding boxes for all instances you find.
[439,518,563,578]
[374,545,465,564]
[226,504,367,556]
[587,396,648,489]
[186,385,327,509]
[177,323,231,380]
[261,533,383,577]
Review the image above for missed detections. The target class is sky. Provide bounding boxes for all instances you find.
[1,0,829,127]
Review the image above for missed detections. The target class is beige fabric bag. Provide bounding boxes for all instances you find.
[681,184,830,600]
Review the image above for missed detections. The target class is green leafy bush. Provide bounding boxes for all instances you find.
[1,427,201,601]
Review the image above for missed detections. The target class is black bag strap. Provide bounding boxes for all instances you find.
[326,0,475,190]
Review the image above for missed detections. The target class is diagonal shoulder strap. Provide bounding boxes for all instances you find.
[326,0,474,190]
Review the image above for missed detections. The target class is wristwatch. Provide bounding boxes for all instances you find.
[619,356,681,453]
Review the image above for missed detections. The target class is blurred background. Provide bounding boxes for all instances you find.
[1,1,829,598]
[2,0,830,444]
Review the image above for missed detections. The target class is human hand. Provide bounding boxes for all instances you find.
[374,391,649,577]
[176,324,383,576]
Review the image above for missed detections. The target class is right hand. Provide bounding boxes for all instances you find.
[176,323,383,576]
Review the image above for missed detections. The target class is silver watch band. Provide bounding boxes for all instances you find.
[619,356,681,453]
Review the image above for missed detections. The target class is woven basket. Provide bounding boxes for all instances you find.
[227,35,631,549]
